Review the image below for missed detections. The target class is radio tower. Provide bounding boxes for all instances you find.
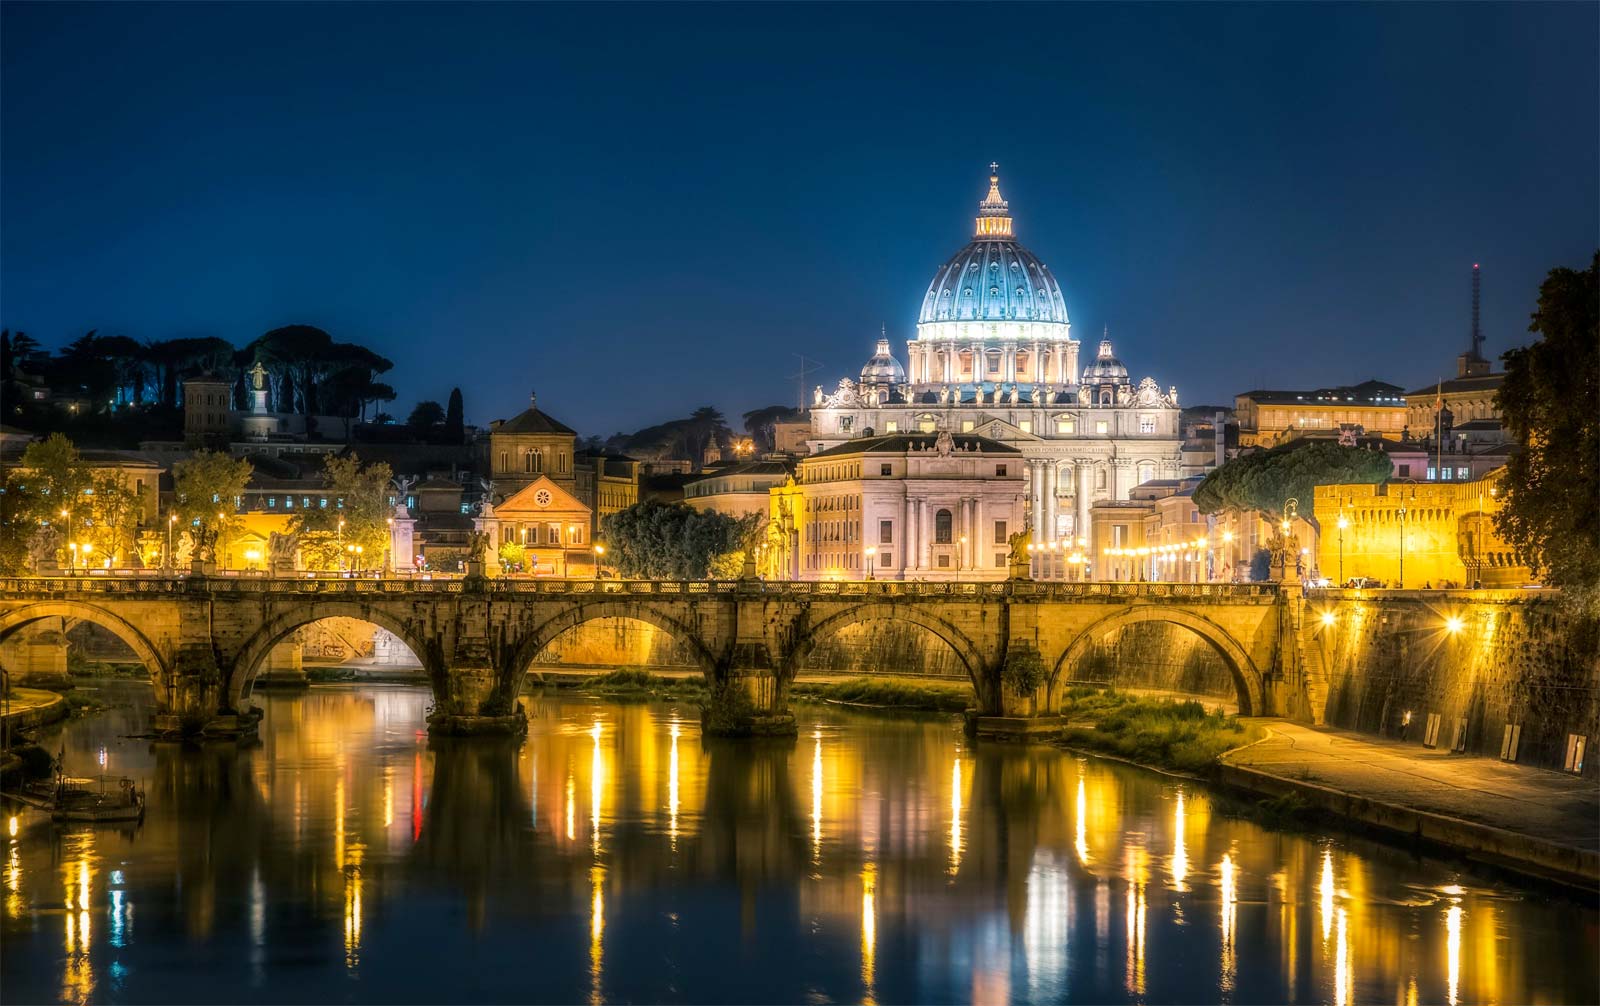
[1458,263,1490,377]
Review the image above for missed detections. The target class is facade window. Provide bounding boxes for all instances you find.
[1055,419,1073,434]
[1019,420,1032,433]
[880,464,892,476]
[285,498,295,509]
[1397,464,1410,478]
[996,464,1007,477]
[1456,467,1469,479]
[1096,469,1107,490]
[879,550,892,568]
[919,417,936,433]
[499,452,508,471]
[937,555,950,568]
[1427,467,1437,480]
[1096,420,1109,434]
[879,519,893,544]
[546,522,560,543]
[961,420,974,433]
[995,553,1006,568]
[840,416,854,433]
[885,420,898,432]
[319,498,328,509]
[1139,415,1155,434]
[267,497,276,508]
[934,509,953,544]
[993,520,1008,544]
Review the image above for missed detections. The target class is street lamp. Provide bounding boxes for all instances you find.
[68,542,78,570]
[593,543,605,581]
[167,514,177,571]
[1336,513,1349,585]
[865,545,876,581]
[385,517,394,575]
[958,534,968,575]
[217,511,227,570]
[337,518,346,571]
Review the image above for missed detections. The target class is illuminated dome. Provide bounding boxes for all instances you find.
[916,168,1071,331]
[859,336,906,385]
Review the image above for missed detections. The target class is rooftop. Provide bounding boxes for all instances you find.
[808,433,1022,459]
[1237,379,1406,406]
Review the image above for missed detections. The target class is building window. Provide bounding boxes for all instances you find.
[1096,420,1109,434]
[1096,469,1107,490]
[995,553,1006,568]
[1427,467,1437,480]
[1456,467,1469,479]
[1139,415,1155,434]
[879,519,893,544]
[267,497,276,508]
[1397,464,1411,478]
[1056,419,1074,434]
[961,420,974,433]
[937,555,950,568]
[880,463,892,476]
[1019,420,1032,434]
[879,550,892,568]
[935,509,953,544]
[993,520,1008,544]
[996,464,1007,477]
[840,416,854,433]
[919,416,936,433]
[499,452,508,471]
[885,420,898,432]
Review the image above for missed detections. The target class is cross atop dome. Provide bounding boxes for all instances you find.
[975,163,1013,239]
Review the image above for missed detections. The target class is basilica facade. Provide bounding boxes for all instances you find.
[809,167,1182,553]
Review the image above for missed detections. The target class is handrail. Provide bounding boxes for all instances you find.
[0,573,1290,601]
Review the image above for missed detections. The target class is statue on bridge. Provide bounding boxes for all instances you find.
[267,532,299,575]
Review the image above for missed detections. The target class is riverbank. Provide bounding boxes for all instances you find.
[1221,719,1600,890]
[1055,690,1261,774]
[1,688,69,732]
[546,671,974,713]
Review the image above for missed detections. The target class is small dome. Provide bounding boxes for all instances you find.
[860,337,906,385]
[1082,338,1128,383]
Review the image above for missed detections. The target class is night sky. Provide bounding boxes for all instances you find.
[3,3,1595,436]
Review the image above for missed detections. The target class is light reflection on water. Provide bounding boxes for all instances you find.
[0,680,1595,1005]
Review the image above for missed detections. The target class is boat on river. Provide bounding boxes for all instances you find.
[3,763,145,824]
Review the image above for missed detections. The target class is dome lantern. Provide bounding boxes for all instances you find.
[974,162,1013,239]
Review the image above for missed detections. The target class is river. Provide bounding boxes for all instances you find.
[3,681,1596,1004]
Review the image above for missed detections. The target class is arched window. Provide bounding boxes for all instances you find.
[523,450,533,473]
[935,509,954,544]
[533,449,544,473]
[1136,460,1155,485]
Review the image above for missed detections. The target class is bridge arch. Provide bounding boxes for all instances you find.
[785,602,988,694]
[508,600,718,693]
[0,600,170,689]
[228,601,440,707]
[1050,605,1264,715]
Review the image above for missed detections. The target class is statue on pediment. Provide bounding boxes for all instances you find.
[934,429,955,457]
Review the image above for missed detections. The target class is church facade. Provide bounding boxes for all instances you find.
[809,167,1182,554]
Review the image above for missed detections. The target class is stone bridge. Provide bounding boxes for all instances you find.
[0,575,1310,737]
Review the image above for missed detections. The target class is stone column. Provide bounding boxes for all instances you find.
[974,496,986,574]
[1030,341,1041,382]
[1004,343,1017,382]
[1075,459,1093,554]
[1028,460,1043,537]
[901,495,913,577]
[971,343,984,385]
[1043,462,1058,542]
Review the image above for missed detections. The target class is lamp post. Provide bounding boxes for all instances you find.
[1336,514,1348,585]
[59,509,72,569]
[217,511,227,571]
[593,544,605,581]
[958,534,967,575]
[865,545,876,581]
[68,542,78,570]
[385,517,394,576]
[1397,501,1407,590]
[355,545,364,573]
[167,514,177,571]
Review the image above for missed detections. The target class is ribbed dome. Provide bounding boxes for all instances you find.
[1082,338,1128,382]
[916,169,1070,327]
[859,337,906,384]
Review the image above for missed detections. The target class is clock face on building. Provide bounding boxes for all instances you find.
[534,489,552,508]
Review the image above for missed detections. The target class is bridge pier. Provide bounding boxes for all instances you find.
[426,645,528,737]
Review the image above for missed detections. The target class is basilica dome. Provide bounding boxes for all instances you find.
[859,336,906,385]
[1081,338,1129,383]
[916,169,1070,329]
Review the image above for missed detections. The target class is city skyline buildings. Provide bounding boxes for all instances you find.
[2,3,1596,437]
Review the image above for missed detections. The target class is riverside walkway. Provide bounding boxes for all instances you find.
[1225,720,1599,886]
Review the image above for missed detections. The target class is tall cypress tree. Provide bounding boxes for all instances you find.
[444,387,465,443]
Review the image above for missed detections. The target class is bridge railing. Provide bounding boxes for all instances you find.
[0,574,1281,601]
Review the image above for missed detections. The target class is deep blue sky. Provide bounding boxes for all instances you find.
[3,3,1595,436]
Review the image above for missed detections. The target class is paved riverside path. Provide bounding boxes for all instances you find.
[1226,720,1600,860]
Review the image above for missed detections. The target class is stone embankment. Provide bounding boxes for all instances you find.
[1,687,68,732]
[1221,719,1599,890]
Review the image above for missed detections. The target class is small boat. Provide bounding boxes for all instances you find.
[49,774,145,823]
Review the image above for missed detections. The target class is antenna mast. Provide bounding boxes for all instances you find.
[1471,263,1483,360]
[791,354,823,411]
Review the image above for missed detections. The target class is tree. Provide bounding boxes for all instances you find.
[497,541,526,572]
[1494,252,1599,594]
[600,500,750,579]
[407,400,445,439]
[171,450,255,560]
[1193,440,1393,526]
[289,454,394,569]
[0,434,147,568]
[444,388,465,443]
[742,404,802,454]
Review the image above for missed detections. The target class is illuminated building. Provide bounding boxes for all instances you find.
[1312,468,1532,588]
[768,430,1024,581]
[488,392,639,540]
[683,460,793,518]
[1233,380,1408,448]
[809,167,1181,556]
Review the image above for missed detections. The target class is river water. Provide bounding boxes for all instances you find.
[3,681,1596,1005]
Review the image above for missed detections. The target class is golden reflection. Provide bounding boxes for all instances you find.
[60,832,95,1004]
[343,848,363,969]
[1320,848,1335,944]
[1075,775,1090,866]
[811,728,823,860]
[668,721,681,846]
[1334,906,1350,1006]
[1219,853,1237,997]
[590,720,604,855]
[861,862,878,1004]
[7,814,15,837]
[1125,843,1148,998]
[383,765,394,828]
[1446,903,1462,1006]
[5,830,22,920]
[411,749,423,843]
[565,771,576,842]
[334,774,346,869]
[948,756,963,874]
[589,864,605,1005]
[1170,788,1188,891]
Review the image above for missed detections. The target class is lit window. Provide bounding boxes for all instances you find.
[1096,421,1109,434]
[1019,420,1032,434]
[1139,415,1155,434]
[880,464,892,476]
[885,420,898,432]
[996,465,1007,477]
[1056,419,1074,434]
[961,420,974,433]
